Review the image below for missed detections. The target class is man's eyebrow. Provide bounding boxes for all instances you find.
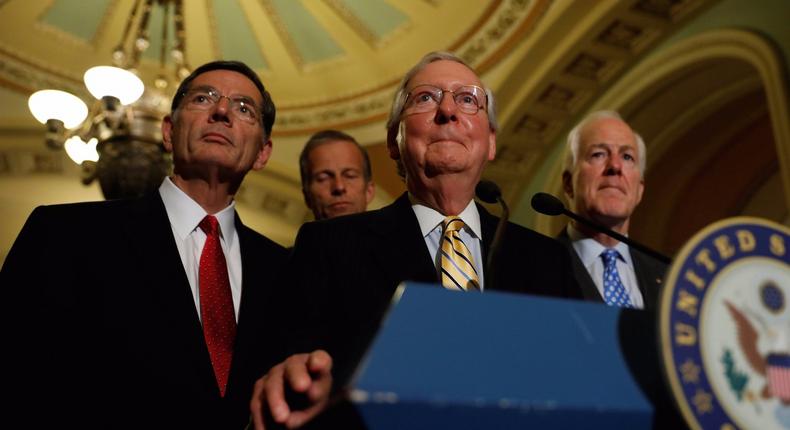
[233,94,257,105]
[187,85,258,104]
[187,84,216,93]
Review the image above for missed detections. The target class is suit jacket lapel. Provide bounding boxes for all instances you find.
[630,248,665,311]
[367,193,437,285]
[235,216,261,336]
[557,227,604,303]
[121,193,218,393]
[228,216,263,395]
[477,203,497,289]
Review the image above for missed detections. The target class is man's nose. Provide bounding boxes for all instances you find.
[210,97,232,123]
[605,155,623,174]
[331,177,346,195]
[434,94,458,124]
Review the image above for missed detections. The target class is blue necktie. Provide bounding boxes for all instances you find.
[601,249,634,308]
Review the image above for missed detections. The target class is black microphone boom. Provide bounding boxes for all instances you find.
[531,192,672,265]
[475,180,509,290]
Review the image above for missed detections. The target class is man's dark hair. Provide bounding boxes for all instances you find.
[299,130,372,194]
[171,60,276,139]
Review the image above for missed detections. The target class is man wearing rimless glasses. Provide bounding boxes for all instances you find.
[249,51,582,429]
[2,61,287,428]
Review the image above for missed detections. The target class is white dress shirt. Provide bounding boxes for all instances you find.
[567,224,644,309]
[411,196,486,290]
[159,177,243,321]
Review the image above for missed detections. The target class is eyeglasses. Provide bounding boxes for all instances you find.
[403,84,487,115]
[180,86,261,125]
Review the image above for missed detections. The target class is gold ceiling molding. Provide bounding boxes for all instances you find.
[257,0,307,69]
[457,0,550,73]
[273,0,550,135]
[236,179,310,227]
[204,0,226,62]
[532,27,790,237]
[0,55,85,98]
[588,28,790,211]
[0,147,67,177]
[274,89,391,136]
[322,0,407,49]
[488,0,714,210]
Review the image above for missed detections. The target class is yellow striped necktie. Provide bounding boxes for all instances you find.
[440,216,480,291]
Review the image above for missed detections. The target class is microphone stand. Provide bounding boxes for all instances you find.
[476,181,510,290]
[531,192,672,265]
[486,196,509,291]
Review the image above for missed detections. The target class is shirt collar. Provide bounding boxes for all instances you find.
[159,177,237,245]
[567,223,632,267]
[410,193,482,239]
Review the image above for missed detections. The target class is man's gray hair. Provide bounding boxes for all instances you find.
[563,110,646,178]
[385,51,498,149]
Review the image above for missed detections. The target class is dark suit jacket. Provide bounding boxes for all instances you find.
[1,193,287,429]
[273,193,582,387]
[556,227,667,311]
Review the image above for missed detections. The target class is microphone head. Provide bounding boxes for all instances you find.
[475,180,501,204]
[531,192,565,216]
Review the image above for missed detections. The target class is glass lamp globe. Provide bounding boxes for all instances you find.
[28,90,89,129]
[83,66,144,105]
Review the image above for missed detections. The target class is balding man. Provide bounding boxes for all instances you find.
[250,51,582,429]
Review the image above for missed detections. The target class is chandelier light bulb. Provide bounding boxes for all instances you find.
[64,136,99,165]
[154,75,168,89]
[135,36,150,51]
[171,48,184,63]
[112,47,126,66]
[28,89,89,129]
[83,66,145,105]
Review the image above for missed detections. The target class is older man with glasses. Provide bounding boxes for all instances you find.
[2,61,287,429]
[249,51,582,429]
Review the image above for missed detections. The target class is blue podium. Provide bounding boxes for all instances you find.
[347,283,656,430]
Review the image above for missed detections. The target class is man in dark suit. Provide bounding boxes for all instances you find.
[559,110,667,310]
[1,61,287,429]
[249,51,582,429]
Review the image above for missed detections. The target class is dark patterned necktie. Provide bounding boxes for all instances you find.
[440,217,480,291]
[601,248,634,308]
[198,215,236,396]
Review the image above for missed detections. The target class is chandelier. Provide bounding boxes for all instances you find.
[27,0,190,199]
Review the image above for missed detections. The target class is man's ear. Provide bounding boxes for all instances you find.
[161,115,174,153]
[487,129,496,161]
[562,170,574,198]
[302,188,314,210]
[365,181,375,205]
[636,178,645,206]
[386,123,402,160]
[252,139,272,171]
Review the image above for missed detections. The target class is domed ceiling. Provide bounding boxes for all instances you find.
[0,0,718,247]
[0,0,544,136]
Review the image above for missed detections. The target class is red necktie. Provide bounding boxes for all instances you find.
[198,215,236,397]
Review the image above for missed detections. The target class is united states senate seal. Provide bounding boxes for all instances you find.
[660,217,790,430]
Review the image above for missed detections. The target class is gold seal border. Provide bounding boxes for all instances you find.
[659,216,790,430]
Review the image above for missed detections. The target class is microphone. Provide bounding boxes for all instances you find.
[531,192,672,265]
[475,180,509,289]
